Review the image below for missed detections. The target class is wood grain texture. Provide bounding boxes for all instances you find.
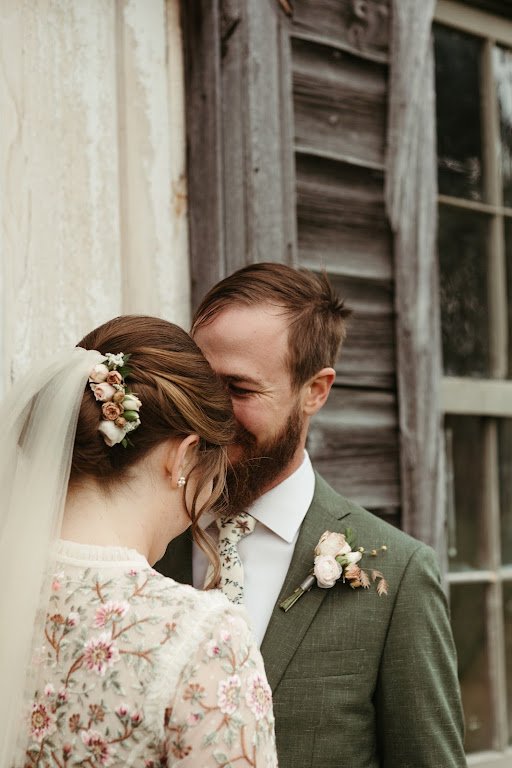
[180,0,225,310]
[385,0,443,554]
[296,153,392,282]
[292,36,387,166]
[307,386,400,510]
[292,0,390,63]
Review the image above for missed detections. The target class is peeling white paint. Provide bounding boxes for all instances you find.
[0,0,189,391]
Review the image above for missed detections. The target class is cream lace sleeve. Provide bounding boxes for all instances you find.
[165,608,278,767]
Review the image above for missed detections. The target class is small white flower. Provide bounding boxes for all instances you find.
[314,555,342,588]
[43,683,55,697]
[104,353,125,368]
[344,551,362,565]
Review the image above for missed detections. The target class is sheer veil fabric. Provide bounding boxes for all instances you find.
[0,347,103,766]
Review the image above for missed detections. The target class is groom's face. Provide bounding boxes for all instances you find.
[193,303,308,499]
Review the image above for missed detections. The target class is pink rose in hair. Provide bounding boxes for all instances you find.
[92,383,116,402]
[106,370,123,386]
[89,363,109,383]
[102,402,122,421]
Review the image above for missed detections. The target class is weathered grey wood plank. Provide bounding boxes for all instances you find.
[385,1,443,555]
[180,0,225,309]
[296,153,393,282]
[327,274,395,391]
[292,36,387,166]
[220,0,297,271]
[292,0,390,63]
[308,386,400,510]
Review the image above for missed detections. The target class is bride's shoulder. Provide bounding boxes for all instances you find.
[147,568,246,625]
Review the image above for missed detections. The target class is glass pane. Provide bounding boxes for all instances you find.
[438,207,490,377]
[450,583,493,752]
[494,46,512,207]
[504,582,512,743]
[445,416,487,570]
[435,25,484,201]
[499,419,512,565]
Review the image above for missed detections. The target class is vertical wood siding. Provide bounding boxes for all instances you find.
[0,0,188,393]
[289,1,400,525]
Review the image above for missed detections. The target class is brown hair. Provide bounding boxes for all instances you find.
[192,263,352,388]
[72,315,236,584]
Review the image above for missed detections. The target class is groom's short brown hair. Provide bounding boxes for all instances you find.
[191,262,351,389]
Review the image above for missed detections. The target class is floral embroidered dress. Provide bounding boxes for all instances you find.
[20,540,277,767]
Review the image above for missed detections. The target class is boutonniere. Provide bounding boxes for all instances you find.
[279,528,388,612]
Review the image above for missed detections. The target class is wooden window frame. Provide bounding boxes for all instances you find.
[436,1,512,763]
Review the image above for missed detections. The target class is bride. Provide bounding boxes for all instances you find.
[0,315,277,767]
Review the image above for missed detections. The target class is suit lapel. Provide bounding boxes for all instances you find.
[155,529,193,585]
[260,474,351,691]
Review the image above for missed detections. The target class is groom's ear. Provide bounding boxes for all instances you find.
[301,367,335,416]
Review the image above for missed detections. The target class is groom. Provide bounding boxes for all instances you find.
[158,263,466,767]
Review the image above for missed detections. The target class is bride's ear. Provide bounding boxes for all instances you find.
[168,434,200,489]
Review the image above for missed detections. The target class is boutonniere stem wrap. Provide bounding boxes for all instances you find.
[279,528,388,612]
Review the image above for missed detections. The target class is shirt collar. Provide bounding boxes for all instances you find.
[248,451,315,543]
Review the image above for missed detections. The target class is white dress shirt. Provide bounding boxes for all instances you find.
[192,451,315,646]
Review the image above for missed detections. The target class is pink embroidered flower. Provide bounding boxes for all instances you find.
[245,673,272,721]
[81,729,111,765]
[101,402,123,421]
[206,639,221,658]
[116,704,129,718]
[93,600,129,628]
[83,633,120,676]
[131,711,142,726]
[30,701,56,742]
[187,712,201,726]
[106,370,123,385]
[43,683,55,697]
[92,382,116,402]
[313,554,342,588]
[66,611,80,628]
[57,688,68,703]
[51,572,64,592]
[217,674,241,715]
[219,629,231,643]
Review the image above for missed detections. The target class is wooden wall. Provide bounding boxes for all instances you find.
[289,0,399,523]
[182,0,400,525]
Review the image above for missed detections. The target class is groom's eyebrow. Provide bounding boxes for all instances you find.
[225,374,263,387]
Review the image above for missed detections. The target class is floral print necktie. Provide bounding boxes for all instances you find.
[204,513,256,604]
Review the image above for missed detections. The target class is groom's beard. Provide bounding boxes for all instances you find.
[225,403,304,514]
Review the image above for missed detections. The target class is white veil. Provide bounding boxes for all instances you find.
[0,346,103,766]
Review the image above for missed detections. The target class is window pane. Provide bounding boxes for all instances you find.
[438,207,490,377]
[445,415,487,570]
[494,46,512,207]
[504,582,512,743]
[499,420,512,565]
[451,583,493,752]
[435,25,484,201]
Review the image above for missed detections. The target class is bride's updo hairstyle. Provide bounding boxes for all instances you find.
[71,315,235,579]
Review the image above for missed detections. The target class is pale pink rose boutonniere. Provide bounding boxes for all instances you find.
[279,528,388,612]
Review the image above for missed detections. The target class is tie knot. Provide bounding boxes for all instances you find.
[217,513,256,544]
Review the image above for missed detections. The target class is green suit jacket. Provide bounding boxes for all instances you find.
[157,473,467,768]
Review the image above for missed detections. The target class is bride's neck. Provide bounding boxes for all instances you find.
[61,479,153,561]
